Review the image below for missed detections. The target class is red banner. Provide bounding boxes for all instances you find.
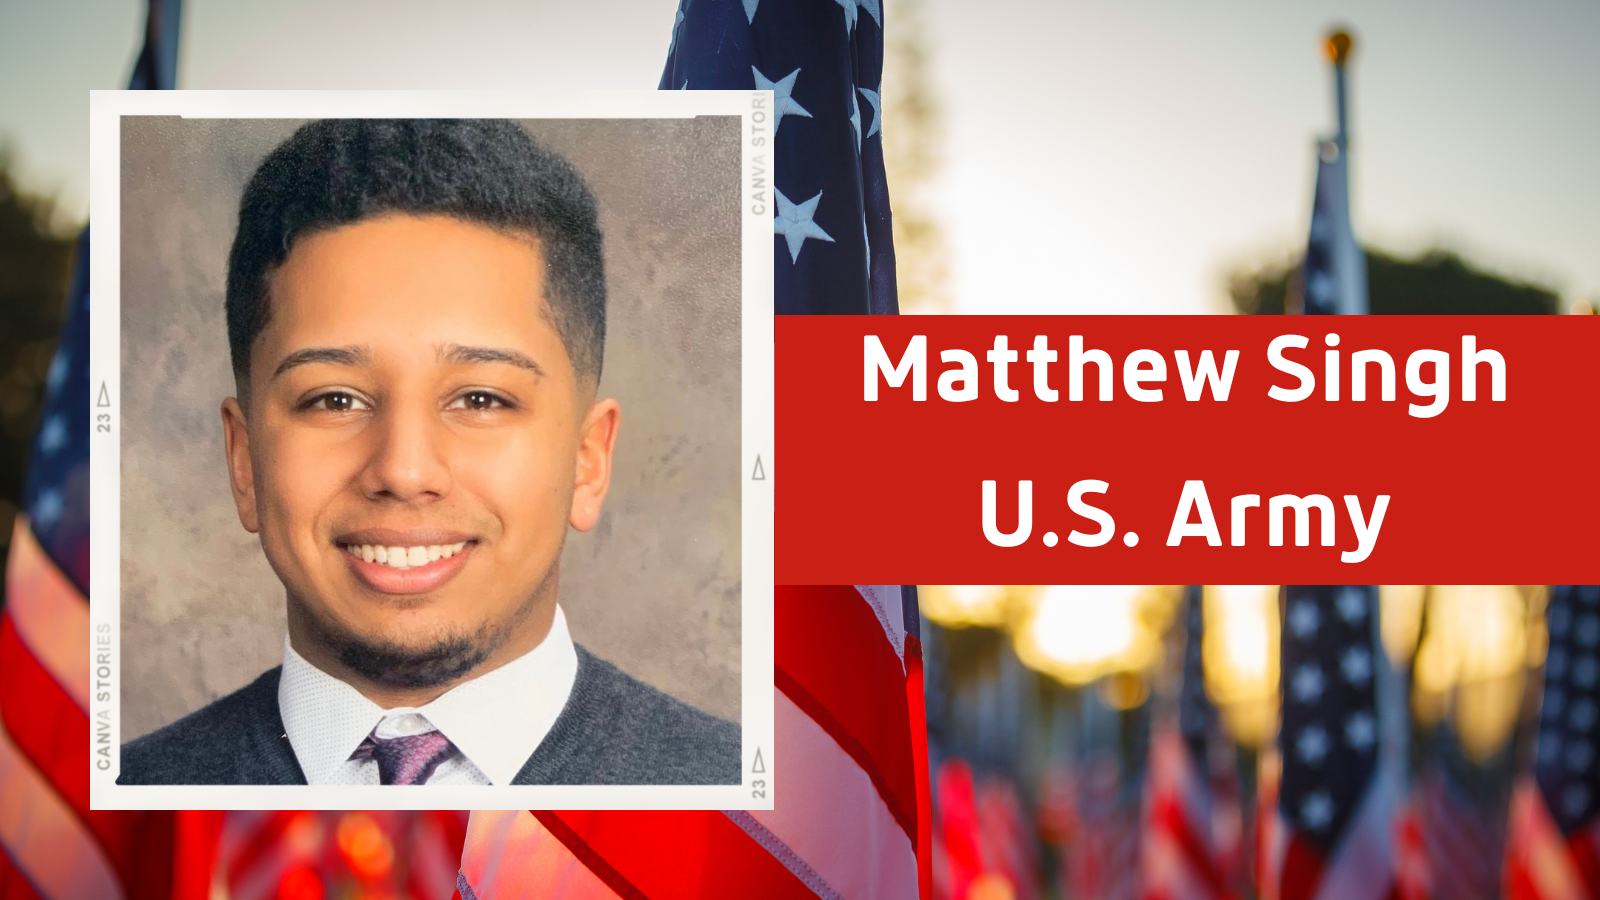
[776,315,1600,584]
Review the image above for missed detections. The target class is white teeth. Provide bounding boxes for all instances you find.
[344,541,468,569]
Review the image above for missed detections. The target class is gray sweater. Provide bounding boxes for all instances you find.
[118,645,740,785]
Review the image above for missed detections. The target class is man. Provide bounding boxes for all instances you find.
[119,119,739,786]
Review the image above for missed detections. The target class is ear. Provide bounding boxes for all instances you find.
[221,397,261,534]
[569,397,620,532]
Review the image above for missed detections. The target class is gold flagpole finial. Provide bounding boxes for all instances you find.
[1324,29,1354,66]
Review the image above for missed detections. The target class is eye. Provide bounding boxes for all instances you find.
[449,390,513,411]
[303,391,371,413]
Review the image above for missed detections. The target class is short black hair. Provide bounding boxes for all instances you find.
[225,118,606,393]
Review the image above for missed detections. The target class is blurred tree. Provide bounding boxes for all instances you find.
[884,0,951,313]
[0,150,78,558]
[1229,247,1559,316]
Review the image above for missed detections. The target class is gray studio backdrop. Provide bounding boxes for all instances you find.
[120,116,741,740]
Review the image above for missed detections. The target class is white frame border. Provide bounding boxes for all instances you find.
[88,90,774,811]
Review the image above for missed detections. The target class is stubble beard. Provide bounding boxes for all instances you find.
[287,568,553,691]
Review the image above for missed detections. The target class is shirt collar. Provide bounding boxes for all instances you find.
[278,605,579,785]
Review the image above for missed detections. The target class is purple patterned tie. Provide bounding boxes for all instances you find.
[350,729,458,785]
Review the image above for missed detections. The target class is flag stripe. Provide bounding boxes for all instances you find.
[531,812,655,900]
[743,690,918,900]
[0,852,47,900]
[0,616,180,900]
[3,518,89,711]
[459,810,622,900]
[852,585,906,664]
[543,811,820,900]
[776,585,918,843]
[0,716,123,900]
[0,617,91,816]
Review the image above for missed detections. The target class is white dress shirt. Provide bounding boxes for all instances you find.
[278,605,578,785]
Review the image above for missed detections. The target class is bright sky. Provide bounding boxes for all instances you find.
[2,0,1595,313]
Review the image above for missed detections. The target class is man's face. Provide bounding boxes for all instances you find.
[221,214,617,688]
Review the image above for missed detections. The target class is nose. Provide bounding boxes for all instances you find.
[357,400,452,503]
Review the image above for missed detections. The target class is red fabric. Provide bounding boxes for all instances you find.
[0,849,46,900]
[775,585,919,843]
[542,811,818,900]
[170,811,225,900]
[906,633,933,900]
[1278,834,1325,900]
[1568,829,1600,900]
[0,613,178,900]
[1150,789,1228,898]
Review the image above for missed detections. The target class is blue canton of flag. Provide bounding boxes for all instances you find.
[1301,141,1367,316]
[23,228,91,594]
[1179,585,1215,772]
[1536,586,1600,837]
[661,0,899,315]
[1279,586,1381,855]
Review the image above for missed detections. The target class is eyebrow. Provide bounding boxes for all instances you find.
[440,344,546,377]
[270,345,371,382]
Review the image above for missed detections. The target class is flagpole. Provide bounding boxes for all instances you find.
[1326,31,1352,155]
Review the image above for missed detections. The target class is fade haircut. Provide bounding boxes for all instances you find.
[225,118,606,396]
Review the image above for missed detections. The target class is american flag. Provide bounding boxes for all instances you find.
[1261,585,1397,900]
[0,7,205,897]
[457,586,929,900]
[1299,38,1366,317]
[1142,587,1230,900]
[660,0,897,315]
[0,228,203,899]
[1503,585,1600,899]
[458,3,924,896]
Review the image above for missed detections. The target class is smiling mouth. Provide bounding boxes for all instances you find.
[339,540,475,570]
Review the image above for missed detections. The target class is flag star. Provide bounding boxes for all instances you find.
[1566,740,1594,771]
[1561,784,1591,819]
[33,487,63,527]
[1336,586,1367,623]
[833,0,881,34]
[751,66,812,134]
[848,90,862,153]
[1341,646,1372,685]
[1571,698,1598,732]
[1296,724,1330,765]
[859,86,881,138]
[1307,272,1334,306]
[1301,792,1334,830]
[1291,664,1325,703]
[38,414,67,455]
[742,0,759,23]
[1574,656,1599,689]
[681,79,689,90]
[46,352,69,393]
[1288,601,1320,639]
[773,189,835,263]
[1577,615,1599,647]
[1345,711,1376,751]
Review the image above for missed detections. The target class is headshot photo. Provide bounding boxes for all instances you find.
[114,114,744,788]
